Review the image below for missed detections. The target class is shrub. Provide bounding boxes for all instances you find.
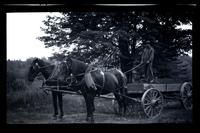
[7,86,52,112]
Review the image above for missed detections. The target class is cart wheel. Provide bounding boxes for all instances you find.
[112,99,119,114]
[141,88,164,119]
[180,82,192,111]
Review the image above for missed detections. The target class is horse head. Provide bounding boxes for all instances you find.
[62,57,73,77]
[27,58,44,82]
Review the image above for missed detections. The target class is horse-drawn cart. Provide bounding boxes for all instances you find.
[40,80,192,119]
[113,81,192,118]
[29,58,192,121]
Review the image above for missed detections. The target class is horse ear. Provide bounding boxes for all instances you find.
[34,58,39,62]
[64,57,71,62]
[33,58,40,64]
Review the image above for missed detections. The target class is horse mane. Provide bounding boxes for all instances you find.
[70,58,89,75]
[37,58,51,66]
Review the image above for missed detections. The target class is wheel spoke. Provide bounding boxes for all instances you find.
[184,88,189,95]
[144,102,152,106]
[150,108,154,117]
[145,105,153,117]
[188,90,192,96]
[145,93,152,101]
[155,96,162,102]
[144,104,152,111]
[150,90,154,99]
[182,97,188,103]
[182,96,187,98]
[184,85,191,95]
[144,99,151,105]
[146,106,152,116]
[186,98,192,106]
[153,91,158,99]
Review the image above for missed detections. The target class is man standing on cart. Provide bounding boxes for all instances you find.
[134,40,155,83]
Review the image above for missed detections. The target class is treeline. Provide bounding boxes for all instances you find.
[6,55,192,112]
[168,55,192,82]
[7,55,192,92]
[7,57,42,92]
[7,57,52,112]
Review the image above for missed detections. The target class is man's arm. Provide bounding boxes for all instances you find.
[147,48,154,63]
[119,53,134,60]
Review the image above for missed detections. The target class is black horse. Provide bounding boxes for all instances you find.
[27,58,66,120]
[28,58,128,123]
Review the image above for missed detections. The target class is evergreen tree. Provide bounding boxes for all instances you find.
[38,9,193,79]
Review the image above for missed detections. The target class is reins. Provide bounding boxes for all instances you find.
[123,62,144,74]
[38,64,54,69]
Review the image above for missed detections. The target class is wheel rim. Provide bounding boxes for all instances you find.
[181,82,192,110]
[142,88,163,119]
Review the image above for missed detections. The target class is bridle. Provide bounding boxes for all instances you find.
[31,62,55,82]
[33,63,54,70]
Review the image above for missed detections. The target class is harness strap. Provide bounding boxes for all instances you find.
[38,64,54,69]
[84,66,106,93]
[57,80,59,90]
[98,70,105,96]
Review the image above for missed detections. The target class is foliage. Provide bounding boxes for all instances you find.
[7,58,52,112]
[38,9,193,78]
[7,60,28,92]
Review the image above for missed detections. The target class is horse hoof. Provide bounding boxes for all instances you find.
[86,117,94,123]
[90,119,94,123]
[58,115,63,120]
[52,115,57,120]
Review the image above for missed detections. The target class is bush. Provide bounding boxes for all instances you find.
[7,78,29,93]
[7,87,52,112]
[12,79,28,91]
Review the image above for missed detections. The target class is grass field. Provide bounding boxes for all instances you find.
[7,81,192,124]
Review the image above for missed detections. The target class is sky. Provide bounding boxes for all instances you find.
[7,12,61,61]
[7,12,192,61]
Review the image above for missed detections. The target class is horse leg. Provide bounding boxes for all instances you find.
[82,91,90,121]
[82,86,95,123]
[114,93,123,116]
[52,91,58,119]
[90,92,95,123]
[58,92,63,120]
[121,87,128,116]
[83,90,95,123]
[87,93,95,123]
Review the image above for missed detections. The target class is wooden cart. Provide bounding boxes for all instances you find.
[113,82,192,118]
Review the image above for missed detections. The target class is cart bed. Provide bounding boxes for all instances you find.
[127,83,182,94]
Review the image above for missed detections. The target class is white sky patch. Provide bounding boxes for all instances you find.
[7,12,192,60]
[7,12,62,61]
[176,24,192,30]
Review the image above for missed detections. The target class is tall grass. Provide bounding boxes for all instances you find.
[7,86,52,113]
[6,75,138,116]
[7,84,116,115]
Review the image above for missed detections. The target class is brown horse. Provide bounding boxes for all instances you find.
[28,58,128,123]
[27,58,67,120]
[52,57,128,122]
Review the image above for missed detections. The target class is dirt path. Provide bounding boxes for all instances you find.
[7,106,192,124]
